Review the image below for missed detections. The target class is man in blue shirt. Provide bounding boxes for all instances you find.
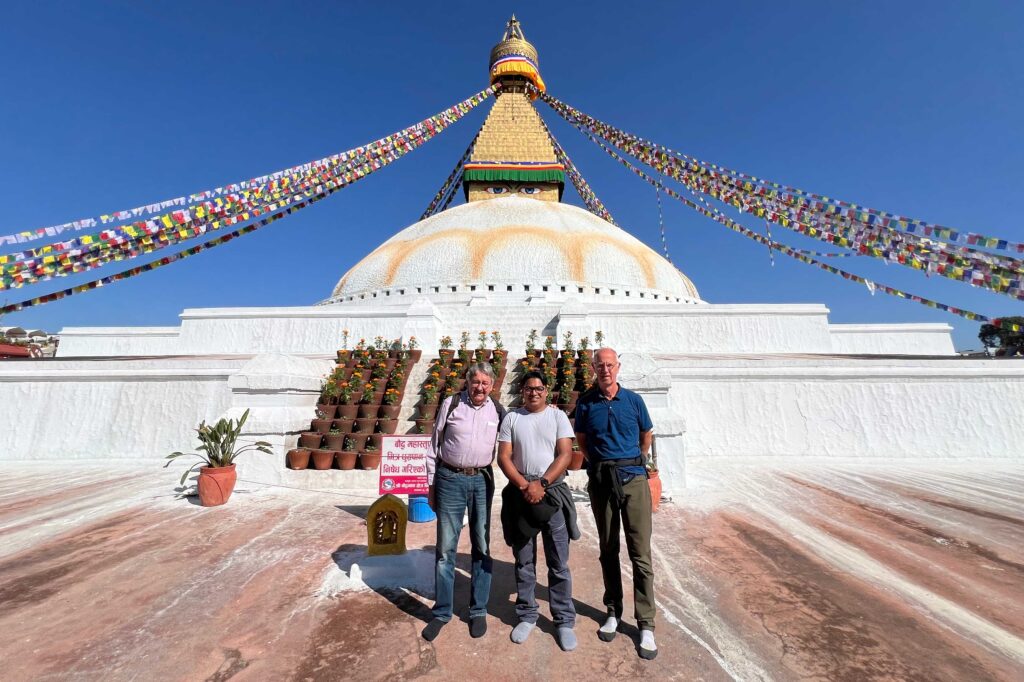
[574,348,657,660]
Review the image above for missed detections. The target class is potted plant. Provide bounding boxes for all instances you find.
[287,447,311,470]
[311,447,334,470]
[336,329,351,364]
[380,387,401,418]
[406,335,422,363]
[377,416,399,434]
[490,330,506,365]
[568,440,585,471]
[165,408,272,507]
[336,444,358,470]
[438,335,454,364]
[474,330,490,363]
[647,438,662,512]
[299,432,322,449]
[422,381,439,406]
[359,443,381,470]
[324,425,345,451]
[578,336,592,363]
[526,329,539,358]
[336,381,357,418]
[320,377,339,405]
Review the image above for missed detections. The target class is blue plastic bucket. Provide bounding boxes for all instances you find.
[408,494,436,523]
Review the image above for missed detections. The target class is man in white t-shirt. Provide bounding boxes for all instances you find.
[497,370,579,651]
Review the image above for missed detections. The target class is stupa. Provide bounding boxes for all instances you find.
[2,18,1022,490]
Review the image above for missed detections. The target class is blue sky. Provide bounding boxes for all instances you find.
[1,1,1021,350]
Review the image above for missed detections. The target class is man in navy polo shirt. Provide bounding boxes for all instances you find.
[574,347,657,660]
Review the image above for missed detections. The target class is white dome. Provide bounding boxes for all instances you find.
[325,196,701,305]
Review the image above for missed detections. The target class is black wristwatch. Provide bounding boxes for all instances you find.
[540,477,550,489]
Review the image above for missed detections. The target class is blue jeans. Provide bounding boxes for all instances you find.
[432,466,493,621]
[513,509,575,627]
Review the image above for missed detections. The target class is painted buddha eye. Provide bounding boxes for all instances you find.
[520,187,540,195]
[485,186,508,194]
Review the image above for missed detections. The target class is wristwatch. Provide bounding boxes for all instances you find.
[540,477,550,489]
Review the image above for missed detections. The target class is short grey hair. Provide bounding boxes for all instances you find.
[465,362,495,382]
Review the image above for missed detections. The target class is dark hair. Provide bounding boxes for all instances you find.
[521,370,547,387]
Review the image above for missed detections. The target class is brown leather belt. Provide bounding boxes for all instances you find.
[439,460,485,476]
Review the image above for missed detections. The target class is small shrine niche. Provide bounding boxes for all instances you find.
[367,494,408,556]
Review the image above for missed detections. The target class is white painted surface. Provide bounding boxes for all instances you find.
[327,196,702,304]
[830,323,956,355]
[57,326,181,357]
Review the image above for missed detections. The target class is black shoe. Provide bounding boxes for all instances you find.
[639,646,658,660]
[470,616,487,638]
[421,618,446,642]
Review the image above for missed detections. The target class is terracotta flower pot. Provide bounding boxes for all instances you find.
[312,419,333,434]
[198,464,237,507]
[336,350,350,363]
[354,417,377,433]
[330,418,354,434]
[568,449,585,471]
[336,404,358,419]
[298,432,323,449]
[324,433,346,451]
[357,403,379,419]
[439,349,455,363]
[418,403,438,420]
[316,404,338,420]
[311,449,335,470]
[377,418,398,434]
[359,452,382,470]
[408,349,423,362]
[335,451,358,470]
[379,404,401,419]
[648,470,662,512]
[368,433,384,450]
[346,433,370,451]
[287,448,311,470]
[414,418,434,434]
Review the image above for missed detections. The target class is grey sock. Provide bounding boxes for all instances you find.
[556,626,577,651]
[510,621,535,643]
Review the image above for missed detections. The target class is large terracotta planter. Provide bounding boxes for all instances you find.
[198,464,237,507]
[359,452,382,470]
[648,470,662,512]
[335,451,358,470]
[299,432,322,449]
[336,404,358,419]
[311,449,335,470]
[287,448,311,470]
[568,449,585,471]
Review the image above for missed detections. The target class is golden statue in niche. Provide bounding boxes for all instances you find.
[367,494,408,556]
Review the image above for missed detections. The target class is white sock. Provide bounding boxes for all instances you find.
[511,621,535,643]
[556,626,577,651]
[600,616,618,634]
[640,629,657,651]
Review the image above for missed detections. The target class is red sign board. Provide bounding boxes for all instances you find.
[378,435,431,495]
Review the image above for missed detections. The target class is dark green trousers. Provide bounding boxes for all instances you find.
[587,474,656,630]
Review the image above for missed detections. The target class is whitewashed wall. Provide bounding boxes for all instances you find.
[830,323,955,355]
[0,357,242,460]
[58,327,181,357]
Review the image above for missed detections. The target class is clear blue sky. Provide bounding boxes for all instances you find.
[2,1,1021,350]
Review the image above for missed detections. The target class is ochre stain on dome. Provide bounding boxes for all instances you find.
[345,224,662,288]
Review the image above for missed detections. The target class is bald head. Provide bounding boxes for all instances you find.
[592,347,620,393]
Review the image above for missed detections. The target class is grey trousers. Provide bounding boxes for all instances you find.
[512,511,576,627]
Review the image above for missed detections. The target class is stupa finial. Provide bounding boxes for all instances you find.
[488,15,545,92]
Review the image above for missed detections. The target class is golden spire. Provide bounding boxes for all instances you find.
[488,15,545,92]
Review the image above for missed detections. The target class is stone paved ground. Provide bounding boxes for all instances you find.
[0,461,1022,681]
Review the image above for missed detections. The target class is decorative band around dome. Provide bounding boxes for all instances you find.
[464,161,564,183]
[489,55,546,92]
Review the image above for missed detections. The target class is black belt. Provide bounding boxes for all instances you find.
[440,460,487,476]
